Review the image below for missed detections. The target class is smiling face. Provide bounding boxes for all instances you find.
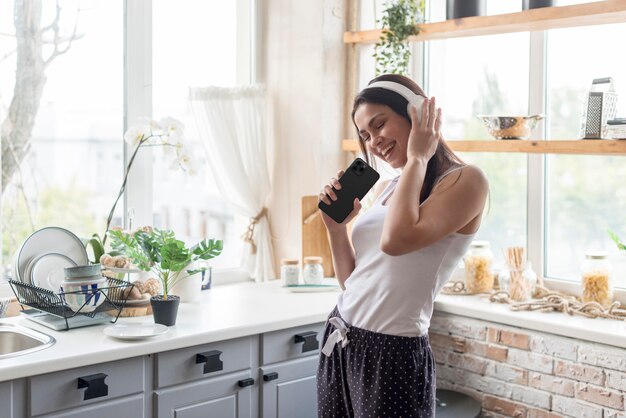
[354,102,411,169]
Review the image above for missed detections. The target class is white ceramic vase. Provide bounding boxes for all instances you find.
[171,270,202,303]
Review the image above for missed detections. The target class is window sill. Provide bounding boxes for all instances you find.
[434,293,626,349]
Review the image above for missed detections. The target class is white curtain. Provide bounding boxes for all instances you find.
[189,86,275,282]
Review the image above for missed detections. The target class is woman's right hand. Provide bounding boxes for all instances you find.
[319,170,362,231]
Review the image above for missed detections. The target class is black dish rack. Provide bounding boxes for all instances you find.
[8,278,134,330]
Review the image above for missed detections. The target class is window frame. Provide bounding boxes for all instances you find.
[417,23,626,302]
[124,0,256,282]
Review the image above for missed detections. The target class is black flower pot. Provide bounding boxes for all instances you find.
[446,0,485,19]
[522,0,553,10]
[150,295,180,326]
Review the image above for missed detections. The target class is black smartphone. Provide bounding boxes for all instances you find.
[318,158,380,224]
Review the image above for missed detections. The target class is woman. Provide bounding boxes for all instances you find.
[316,74,488,418]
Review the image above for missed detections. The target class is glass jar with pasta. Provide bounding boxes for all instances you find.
[464,241,494,293]
[581,252,613,308]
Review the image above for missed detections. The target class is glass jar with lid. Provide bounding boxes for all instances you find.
[303,256,324,285]
[581,251,613,308]
[280,259,300,286]
[464,241,494,293]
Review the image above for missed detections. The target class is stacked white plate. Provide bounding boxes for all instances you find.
[15,227,90,294]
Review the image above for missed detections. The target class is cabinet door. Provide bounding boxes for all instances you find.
[262,323,324,365]
[37,394,143,418]
[28,356,145,416]
[260,356,318,418]
[155,369,254,418]
[156,336,254,388]
[0,381,14,418]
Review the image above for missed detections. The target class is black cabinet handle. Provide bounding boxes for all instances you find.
[77,373,108,401]
[294,331,319,353]
[237,378,255,388]
[263,372,279,382]
[196,350,223,374]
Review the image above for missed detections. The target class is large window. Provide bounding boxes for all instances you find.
[428,32,530,268]
[0,1,124,274]
[0,0,252,280]
[358,0,626,289]
[546,24,626,286]
[152,0,250,269]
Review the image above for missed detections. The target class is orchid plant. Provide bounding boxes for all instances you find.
[96,117,196,250]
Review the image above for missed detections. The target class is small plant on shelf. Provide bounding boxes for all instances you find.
[373,0,424,76]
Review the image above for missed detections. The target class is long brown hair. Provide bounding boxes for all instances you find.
[351,74,464,203]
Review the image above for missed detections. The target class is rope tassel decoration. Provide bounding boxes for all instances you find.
[241,207,268,254]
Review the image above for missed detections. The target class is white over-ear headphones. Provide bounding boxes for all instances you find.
[364,81,425,123]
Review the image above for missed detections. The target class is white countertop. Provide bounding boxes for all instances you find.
[0,280,340,382]
[3,280,625,382]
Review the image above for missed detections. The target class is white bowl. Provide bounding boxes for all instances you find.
[60,277,108,313]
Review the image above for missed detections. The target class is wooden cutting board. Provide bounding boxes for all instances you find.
[118,303,152,317]
[301,196,334,277]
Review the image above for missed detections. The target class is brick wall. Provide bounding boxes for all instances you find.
[429,312,626,418]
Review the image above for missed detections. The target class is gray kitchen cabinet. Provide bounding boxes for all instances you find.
[2,321,326,418]
[155,336,255,388]
[260,356,318,418]
[28,356,146,417]
[261,323,325,365]
[37,394,144,418]
[259,322,324,418]
[0,381,12,418]
[154,369,255,418]
[0,379,26,418]
[153,336,258,418]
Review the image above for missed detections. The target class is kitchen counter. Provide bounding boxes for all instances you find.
[3,280,625,383]
[0,280,340,382]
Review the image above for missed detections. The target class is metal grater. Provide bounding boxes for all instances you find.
[581,78,618,139]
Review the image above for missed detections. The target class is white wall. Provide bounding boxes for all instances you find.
[261,0,347,271]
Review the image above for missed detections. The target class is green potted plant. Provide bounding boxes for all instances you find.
[373,0,424,76]
[108,227,223,326]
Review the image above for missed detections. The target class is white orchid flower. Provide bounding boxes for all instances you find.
[105,115,192,247]
[168,153,192,172]
[160,140,180,156]
[158,117,185,137]
[123,125,150,146]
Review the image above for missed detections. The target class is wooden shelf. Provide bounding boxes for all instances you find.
[344,1,626,44]
[342,139,626,155]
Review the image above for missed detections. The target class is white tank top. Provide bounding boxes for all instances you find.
[336,166,475,337]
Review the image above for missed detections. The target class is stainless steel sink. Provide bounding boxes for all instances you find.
[0,323,55,359]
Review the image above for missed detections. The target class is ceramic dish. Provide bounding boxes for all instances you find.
[30,253,77,292]
[16,227,89,283]
[103,323,168,340]
[282,284,341,293]
[60,277,108,313]
[64,264,102,279]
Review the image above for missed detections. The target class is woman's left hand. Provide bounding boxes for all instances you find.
[407,97,442,163]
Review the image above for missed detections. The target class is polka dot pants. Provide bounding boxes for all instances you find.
[317,307,435,418]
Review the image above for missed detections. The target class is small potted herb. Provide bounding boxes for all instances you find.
[108,227,223,326]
